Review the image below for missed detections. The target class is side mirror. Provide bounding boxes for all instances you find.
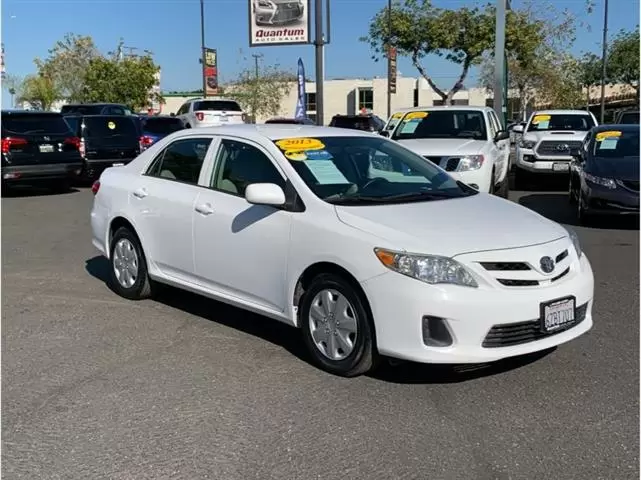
[380,130,390,137]
[170,112,176,117]
[495,130,510,142]
[245,183,286,207]
[512,125,524,134]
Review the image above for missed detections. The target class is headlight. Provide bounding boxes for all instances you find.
[583,172,616,189]
[454,155,484,172]
[564,226,582,258]
[374,248,478,287]
[258,0,273,7]
[519,139,536,149]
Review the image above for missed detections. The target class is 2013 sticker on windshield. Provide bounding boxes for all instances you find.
[531,114,551,125]
[391,112,404,119]
[275,138,325,152]
[595,130,622,142]
[403,111,428,121]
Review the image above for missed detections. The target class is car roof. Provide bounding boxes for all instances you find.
[169,124,375,142]
[186,97,240,103]
[391,105,494,115]
[532,109,592,115]
[592,124,640,132]
[63,103,127,107]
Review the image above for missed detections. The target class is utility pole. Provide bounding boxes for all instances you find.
[200,0,207,98]
[493,0,510,127]
[386,0,392,119]
[252,53,263,124]
[599,0,609,123]
[314,0,325,125]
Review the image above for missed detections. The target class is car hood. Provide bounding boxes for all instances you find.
[334,193,567,257]
[590,156,640,180]
[395,138,487,156]
[522,130,589,142]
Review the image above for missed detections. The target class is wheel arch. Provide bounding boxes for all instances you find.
[107,215,143,259]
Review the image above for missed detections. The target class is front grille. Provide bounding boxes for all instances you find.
[621,180,639,192]
[535,140,582,157]
[481,262,530,271]
[482,302,588,348]
[556,249,568,263]
[274,4,302,22]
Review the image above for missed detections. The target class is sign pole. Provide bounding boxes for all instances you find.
[200,0,207,98]
[314,0,325,125]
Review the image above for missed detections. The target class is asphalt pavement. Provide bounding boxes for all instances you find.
[2,179,639,480]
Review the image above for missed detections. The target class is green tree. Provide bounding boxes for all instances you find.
[34,33,99,102]
[362,0,496,104]
[226,64,294,121]
[18,74,61,110]
[3,74,24,107]
[83,55,163,111]
[576,53,602,107]
[537,54,585,109]
[608,27,640,98]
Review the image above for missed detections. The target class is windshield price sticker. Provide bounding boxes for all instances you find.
[275,138,325,152]
[531,115,551,124]
[107,121,116,130]
[595,130,622,142]
[403,111,428,121]
[284,149,334,162]
[392,112,404,119]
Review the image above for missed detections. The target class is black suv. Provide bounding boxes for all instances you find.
[329,114,386,132]
[60,103,133,116]
[1,110,83,191]
[64,115,143,181]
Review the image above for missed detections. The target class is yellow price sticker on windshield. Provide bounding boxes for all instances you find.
[284,151,307,161]
[107,121,116,130]
[403,111,428,121]
[531,114,551,124]
[595,130,622,141]
[391,112,404,119]
[275,138,325,151]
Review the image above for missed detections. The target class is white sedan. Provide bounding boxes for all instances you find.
[90,125,594,377]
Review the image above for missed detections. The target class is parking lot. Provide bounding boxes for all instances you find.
[2,180,639,479]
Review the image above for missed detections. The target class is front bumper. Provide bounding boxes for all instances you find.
[2,162,83,183]
[584,183,640,215]
[516,148,572,174]
[360,253,594,364]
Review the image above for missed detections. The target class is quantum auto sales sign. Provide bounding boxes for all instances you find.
[248,0,311,46]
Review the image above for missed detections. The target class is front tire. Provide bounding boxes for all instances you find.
[299,273,378,377]
[108,227,153,300]
[577,189,593,226]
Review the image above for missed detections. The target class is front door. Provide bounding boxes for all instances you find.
[130,136,216,282]
[192,137,292,312]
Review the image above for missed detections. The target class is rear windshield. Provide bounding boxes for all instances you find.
[61,105,133,116]
[331,117,376,131]
[527,114,595,131]
[64,116,81,135]
[82,117,140,139]
[618,112,639,124]
[593,129,640,157]
[193,100,242,112]
[142,117,184,134]
[2,114,72,135]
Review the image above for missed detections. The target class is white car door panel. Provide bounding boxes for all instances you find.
[192,137,292,312]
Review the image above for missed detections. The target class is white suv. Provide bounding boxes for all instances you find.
[384,106,511,196]
[513,109,598,188]
[175,98,247,128]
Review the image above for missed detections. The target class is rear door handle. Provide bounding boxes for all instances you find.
[195,203,214,215]
[132,188,148,199]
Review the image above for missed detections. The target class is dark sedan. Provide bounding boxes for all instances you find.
[569,124,639,224]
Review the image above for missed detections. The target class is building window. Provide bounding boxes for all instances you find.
[433,99,444,106]
[358,88,374,110]
[452,99,469,106]
[307,113,317,123]
[413,88,419,107]
[305,92,317,112]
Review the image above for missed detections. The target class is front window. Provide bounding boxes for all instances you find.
[392,110,488,141]
[592,129,640,158]
[273,136,477,206]
[527,113,595,132]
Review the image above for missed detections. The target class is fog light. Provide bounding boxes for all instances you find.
[422,316,453,347]
[522,155,534,163]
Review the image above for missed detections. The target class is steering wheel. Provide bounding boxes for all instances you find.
[361,177,390,191]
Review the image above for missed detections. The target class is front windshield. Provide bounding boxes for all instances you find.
[384,112,404,132]
[593,129,640,158]
[527,114,595,132]
[392,110,488,141]
[273,136,477,206]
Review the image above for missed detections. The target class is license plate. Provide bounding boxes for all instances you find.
[39,144,54,153]
[553,162,569,172]
[112,162,124,167]
[540,297,575,332]
[219,116,228,122]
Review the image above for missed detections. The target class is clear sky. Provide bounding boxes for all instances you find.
[1,0,638,103]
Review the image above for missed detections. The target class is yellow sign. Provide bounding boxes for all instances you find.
[531,114,551,124]
[275,138,325,151]
[391,112,404,119]
[403,111,428,121]
[284,151,307,161]
[595,130,622,141]
[107,121,116,130]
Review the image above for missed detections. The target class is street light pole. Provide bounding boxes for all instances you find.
[387,0,393,119]
[200,0,207,98]
[599,0,609,123]
[493,0,507,127]
[252,53,262,123]
[314,0,325,125]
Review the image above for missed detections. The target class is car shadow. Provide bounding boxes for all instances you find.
[518,193,640,230]
[2,185,80,198]
[508,171,571,193]
[85,255,560,384]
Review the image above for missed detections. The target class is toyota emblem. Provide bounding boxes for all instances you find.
[540,256,555,273]
[556,143,570,152]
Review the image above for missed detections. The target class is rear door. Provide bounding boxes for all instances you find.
[1,113,82,166]
[82,116,141,162]
[193,100,245,125]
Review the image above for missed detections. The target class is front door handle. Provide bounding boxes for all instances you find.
[195,203,214,215]
[132,188,148,199]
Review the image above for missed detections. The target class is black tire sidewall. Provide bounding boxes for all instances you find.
[108,227,151,300]
[299,274,374,376]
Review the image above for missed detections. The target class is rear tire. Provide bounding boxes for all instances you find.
[299,273,378,377]
[108,227,153,300]
[493,167,510,198]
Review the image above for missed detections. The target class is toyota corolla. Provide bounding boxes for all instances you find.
[90,125,594,377]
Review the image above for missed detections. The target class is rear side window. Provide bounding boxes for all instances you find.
[331,117,373,130]
[142,118,184,134]
[2,114,72,135]
[147,138,213,184]
[619,112,640,124]
[64,116,81,135]
[61,105,103,115]
[82,117,140,139]
[193,100,242,112]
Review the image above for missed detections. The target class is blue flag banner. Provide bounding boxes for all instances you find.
[294,58,306,119]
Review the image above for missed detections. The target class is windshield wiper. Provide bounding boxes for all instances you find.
[328,191,460,205]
